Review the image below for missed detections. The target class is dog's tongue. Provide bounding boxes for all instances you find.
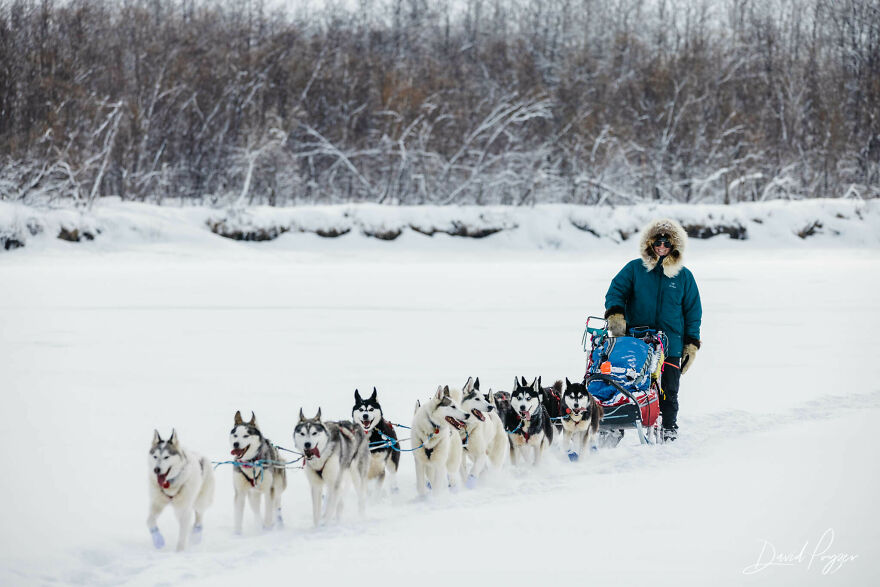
[306,448,321,459]
[520,410,531,420]
[231,448,246,458]
[157,473,170,489]
[472,409,486,422]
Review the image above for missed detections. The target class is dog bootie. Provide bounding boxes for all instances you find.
[190,524,203,545]
[662,428,678,442]
[465,474,477,489]
[150,527,165,550]
[567,451,579,462]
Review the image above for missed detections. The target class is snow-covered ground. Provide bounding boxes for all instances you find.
[1,203,878,586]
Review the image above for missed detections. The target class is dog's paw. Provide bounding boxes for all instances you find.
[150,527,165,550]
[465,475,477,489]
[567,451,579,462]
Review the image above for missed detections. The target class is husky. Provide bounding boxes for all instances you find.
[458,377,506,486]
[147,429,215,551]
[351,387,400,493]
[503,376,555,466]
[540,377,564,434]
[294,408,369,527]
[411,385,469,496]
[559,378,604,461]
[229,411,287,533]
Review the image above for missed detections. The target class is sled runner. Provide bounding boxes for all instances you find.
[582,317,664,445]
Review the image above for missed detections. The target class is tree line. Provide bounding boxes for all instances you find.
[1,0,878,206]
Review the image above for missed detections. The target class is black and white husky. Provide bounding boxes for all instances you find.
[540,377,564,434]
[458,377,506,485]
[559,378,604,461]
[351,387,400,493]
[503,376,555,466]
[229,411,287,533]
[411,385,469,496]
[147,429,215,551]
[294,408,370,526]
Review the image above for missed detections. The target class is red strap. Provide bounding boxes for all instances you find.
[663,361,680,370]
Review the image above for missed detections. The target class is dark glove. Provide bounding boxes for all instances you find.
[607,313,626,337]
[681,343,699,374]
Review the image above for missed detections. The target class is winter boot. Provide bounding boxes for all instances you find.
[662,427,678,443]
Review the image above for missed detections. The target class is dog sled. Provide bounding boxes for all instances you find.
[583,317,664,445]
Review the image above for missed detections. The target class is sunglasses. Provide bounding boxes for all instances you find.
[652,238,671,248]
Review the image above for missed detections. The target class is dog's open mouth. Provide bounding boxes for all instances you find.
[156,472,170,489]
[445,416,465,430]
[519,410,531,420]
[304,447,321,459]
[471,409,486,422]
[361,420,372,431]
[230,447,247,459]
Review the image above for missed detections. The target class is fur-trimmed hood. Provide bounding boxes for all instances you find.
[638,218,688,278]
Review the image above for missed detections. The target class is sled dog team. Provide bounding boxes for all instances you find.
[148,376,602,550]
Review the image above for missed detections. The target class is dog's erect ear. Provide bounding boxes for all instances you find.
[463,376,473,393]
[354,389,362,403]
[513,376,520,390]
[169,428,179,448]
[565,377,572,389]
[521,375,528,387]
[234,410,243,425]
[315,407,322,421]
[298,408,306,422]
[435,385,444,400]
[474,377,480,391]
[152,429,162,446]
[414,399,421,414]
[443,385,450,398]
[531,377,540,391]
[248,411,257,427]
[369,387,377,401]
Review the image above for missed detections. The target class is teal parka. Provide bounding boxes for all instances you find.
[604,218,702,357]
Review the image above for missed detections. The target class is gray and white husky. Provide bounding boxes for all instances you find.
[459,377,506,485]
[229,411,287,533]
[294,408,369,527]
[559,378,604,461]
[147,429,215,551]
[411,385,469,496]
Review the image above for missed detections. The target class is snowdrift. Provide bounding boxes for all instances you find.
[1,198,879,252]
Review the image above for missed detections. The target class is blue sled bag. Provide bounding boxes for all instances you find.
[587,337,654,401]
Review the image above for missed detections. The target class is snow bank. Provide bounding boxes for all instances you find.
[1,198,879,252]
